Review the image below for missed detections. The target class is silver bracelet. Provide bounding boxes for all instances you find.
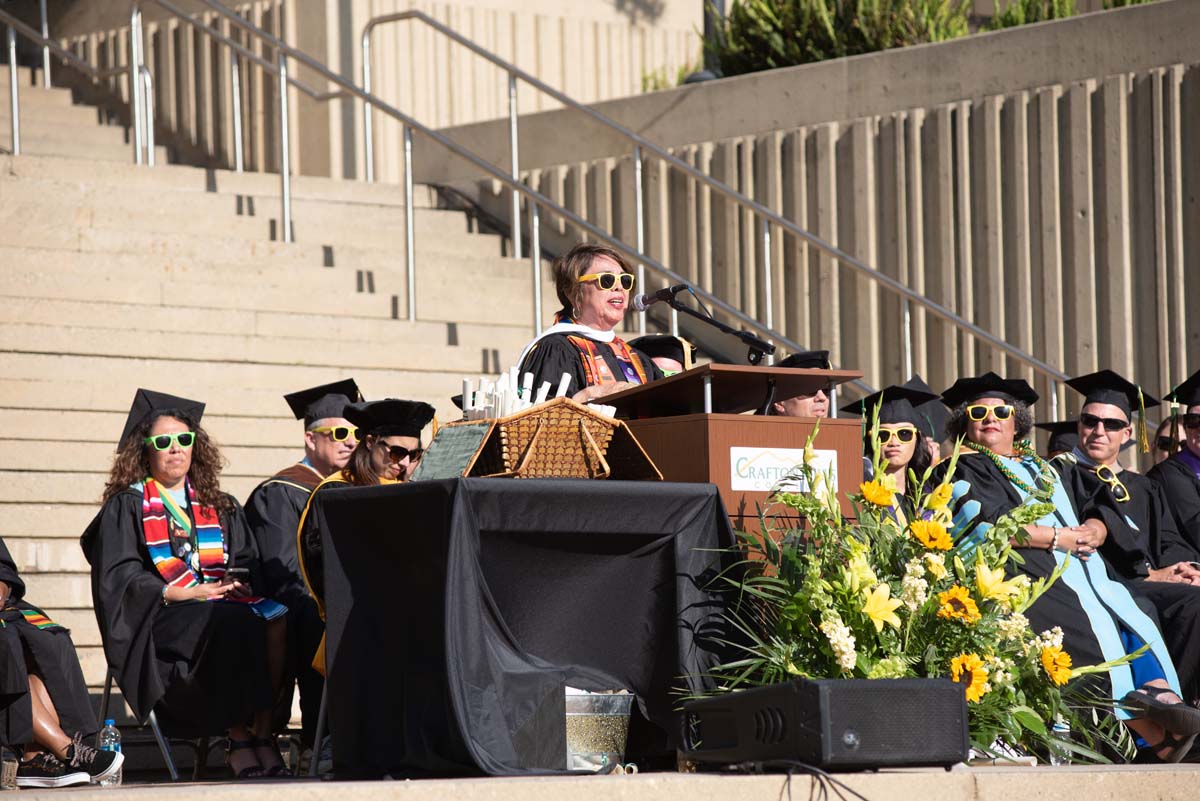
[161,584,170,605]
[1048,527,1060,552]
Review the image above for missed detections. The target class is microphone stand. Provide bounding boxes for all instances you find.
[664,295,776,366]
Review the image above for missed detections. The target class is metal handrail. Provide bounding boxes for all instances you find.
[359,10,1069,399]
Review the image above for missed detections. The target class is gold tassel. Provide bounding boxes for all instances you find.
[431,414,440,440]
[1138,387,1149,453]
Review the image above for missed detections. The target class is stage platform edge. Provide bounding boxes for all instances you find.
[17,764,1200,801]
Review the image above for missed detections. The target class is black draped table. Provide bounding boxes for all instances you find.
[314,477,737,778]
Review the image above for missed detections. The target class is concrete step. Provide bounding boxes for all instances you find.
[0,295,534,353]
[2,116,130,147]
[4,536,92,574]
[0,69,74,108]
[0,408,309,448]
[0,502,98,539]
[36,608,101,646]
[0,101,113,126]
[3,135,167,163]
[9,570,95,609]
[0,470,260,506]
[0,318,520,375]
[0,152,434,207]
[0,438,297,479]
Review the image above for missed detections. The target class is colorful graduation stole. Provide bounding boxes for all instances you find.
[566,335,650,387]
[141,479,286,620]
[0,607,61,630]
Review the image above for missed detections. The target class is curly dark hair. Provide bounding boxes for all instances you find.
[864,429,933,502]
[945,400,1034,444]
[102,409,233,512]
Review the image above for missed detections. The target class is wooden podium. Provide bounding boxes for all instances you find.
[601,365,865,527]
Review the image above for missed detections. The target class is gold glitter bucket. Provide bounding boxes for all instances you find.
[565,690,634,771]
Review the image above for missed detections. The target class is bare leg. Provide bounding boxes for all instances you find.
[227,723,261,778]
[1126,680,1193,760]
[26,674,72,760]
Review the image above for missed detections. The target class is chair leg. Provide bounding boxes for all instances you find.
[147,710,179,782]
[308,685,328,778]
[100,668,113,723]
[192,737,210,781]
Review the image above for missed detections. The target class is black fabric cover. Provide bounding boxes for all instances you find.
[1149,456,1200,552]
[315,478,736,778]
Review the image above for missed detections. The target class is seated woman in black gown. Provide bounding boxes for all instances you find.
[81,390,290,778]
[1149,370,1200,549]
[933,372,1200,762]
[841,384,940,518]
[2,537,121,787]
[517,244,663,404]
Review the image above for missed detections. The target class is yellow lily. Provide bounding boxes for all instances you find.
[975,562,1020,604]
[862,584,903,632]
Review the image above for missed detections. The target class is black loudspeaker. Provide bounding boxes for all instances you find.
[680,678,969,770]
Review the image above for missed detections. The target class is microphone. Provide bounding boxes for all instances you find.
[631,283,689,312]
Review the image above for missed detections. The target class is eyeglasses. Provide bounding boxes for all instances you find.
[1094,464,1130,503]
[1080,413,1129,433]
[875,426,918,445]
[144,431,195,451]
[1156,436,1177,452]
[1183,413,1200,431]
[966,404,1014,422]
[577,272,635,291]
[311,425,359,442]
[382,444,423,463]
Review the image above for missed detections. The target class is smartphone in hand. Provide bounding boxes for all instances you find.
[224,567,251,584]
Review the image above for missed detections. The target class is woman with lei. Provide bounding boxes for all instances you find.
[81,390,290,778]
[932,372,1200,762]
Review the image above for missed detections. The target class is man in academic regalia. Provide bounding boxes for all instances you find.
[244,379,361,754]
[1149,370,1200,551]
[2,537,122,787]
[766,349,832,418]
[1056,370,1200,703]
[627,334,698,376]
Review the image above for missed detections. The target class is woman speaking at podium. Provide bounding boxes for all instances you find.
[517,244,663,403]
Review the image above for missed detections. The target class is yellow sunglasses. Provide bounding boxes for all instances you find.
[966,404,1014,422]
[874,426,918,445]
[311,425,359,442]
[577,272,635,291]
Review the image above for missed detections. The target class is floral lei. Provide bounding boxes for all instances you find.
[963,439,1055,494]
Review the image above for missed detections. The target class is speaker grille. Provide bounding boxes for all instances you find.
[826,680,967,764]
[753,706,788,744]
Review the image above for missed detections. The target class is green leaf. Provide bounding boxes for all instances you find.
[1011,705,1047,736]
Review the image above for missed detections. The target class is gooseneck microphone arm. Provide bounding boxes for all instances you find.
[664,294,776,366]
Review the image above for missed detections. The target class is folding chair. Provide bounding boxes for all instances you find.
[101,667,210,781]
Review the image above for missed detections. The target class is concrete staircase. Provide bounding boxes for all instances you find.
[0,65,556,714]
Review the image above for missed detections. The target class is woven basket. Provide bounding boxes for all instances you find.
[415,397,662,481]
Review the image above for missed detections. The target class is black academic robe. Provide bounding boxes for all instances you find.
[1066,463,1200,703]
[245,463,326,744]
[296,476,353,612]
[931,453,1145,683]
[518,333,664,399]
[79,490,277,738]
[0,537,95,746]
[1149,455,1200,554]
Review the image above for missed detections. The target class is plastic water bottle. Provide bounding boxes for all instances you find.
[97,720,122,786]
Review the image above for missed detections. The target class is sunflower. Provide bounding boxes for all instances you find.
[859,476,895,507]
[1040,645,1073,686]
[910,519,953,551]
[950,653,989,702]
[937,585,982,625]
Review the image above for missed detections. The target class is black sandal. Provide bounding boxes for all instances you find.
[1143,730,1198,764]
[226,738,265,779]
[1121,686,1200,736]
[253,737,294,778]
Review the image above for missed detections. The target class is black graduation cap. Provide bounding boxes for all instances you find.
[940,371,1038,407]
[903,374,951,443]
[839,385,940,428]
[283,378,362,426]
[627,334,697,371]
[120,389,206,448]
[1164,369,1200,408]
[1035,421,1080,456]
[1066,370,1159,419]
[777,349,830,370]
[344,399,436,439]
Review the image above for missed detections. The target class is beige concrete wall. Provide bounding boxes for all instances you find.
[453,0,1200,412]
[50,0,701,179]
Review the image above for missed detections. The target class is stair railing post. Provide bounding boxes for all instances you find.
[140,66,155,167]
[128,6,144,165]
[6,26,19,155]
[38,0,50,89]
[507,72,521,259]
[530,198,542,336]
[361,31,374,184]
[404,124,416,320]
[277,51,293,243]
[633,144,646,336]
[760,216,773,364]
[230,54,243,172]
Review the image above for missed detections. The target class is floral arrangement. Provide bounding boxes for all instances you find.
[710,424,1136,761]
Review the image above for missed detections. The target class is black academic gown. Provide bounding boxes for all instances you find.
[1149,455,1200,554]
[80,490,277,738]
[518,333,663,399]
[931,454,1144,685]
[245,464,326,744]
[0,537,95,746]
[296,476,353,613]
[1066,462,1200,702]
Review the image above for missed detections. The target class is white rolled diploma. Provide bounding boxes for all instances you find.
[554,372,572,399]
[534,381,552,405]
[521,372,534,400]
